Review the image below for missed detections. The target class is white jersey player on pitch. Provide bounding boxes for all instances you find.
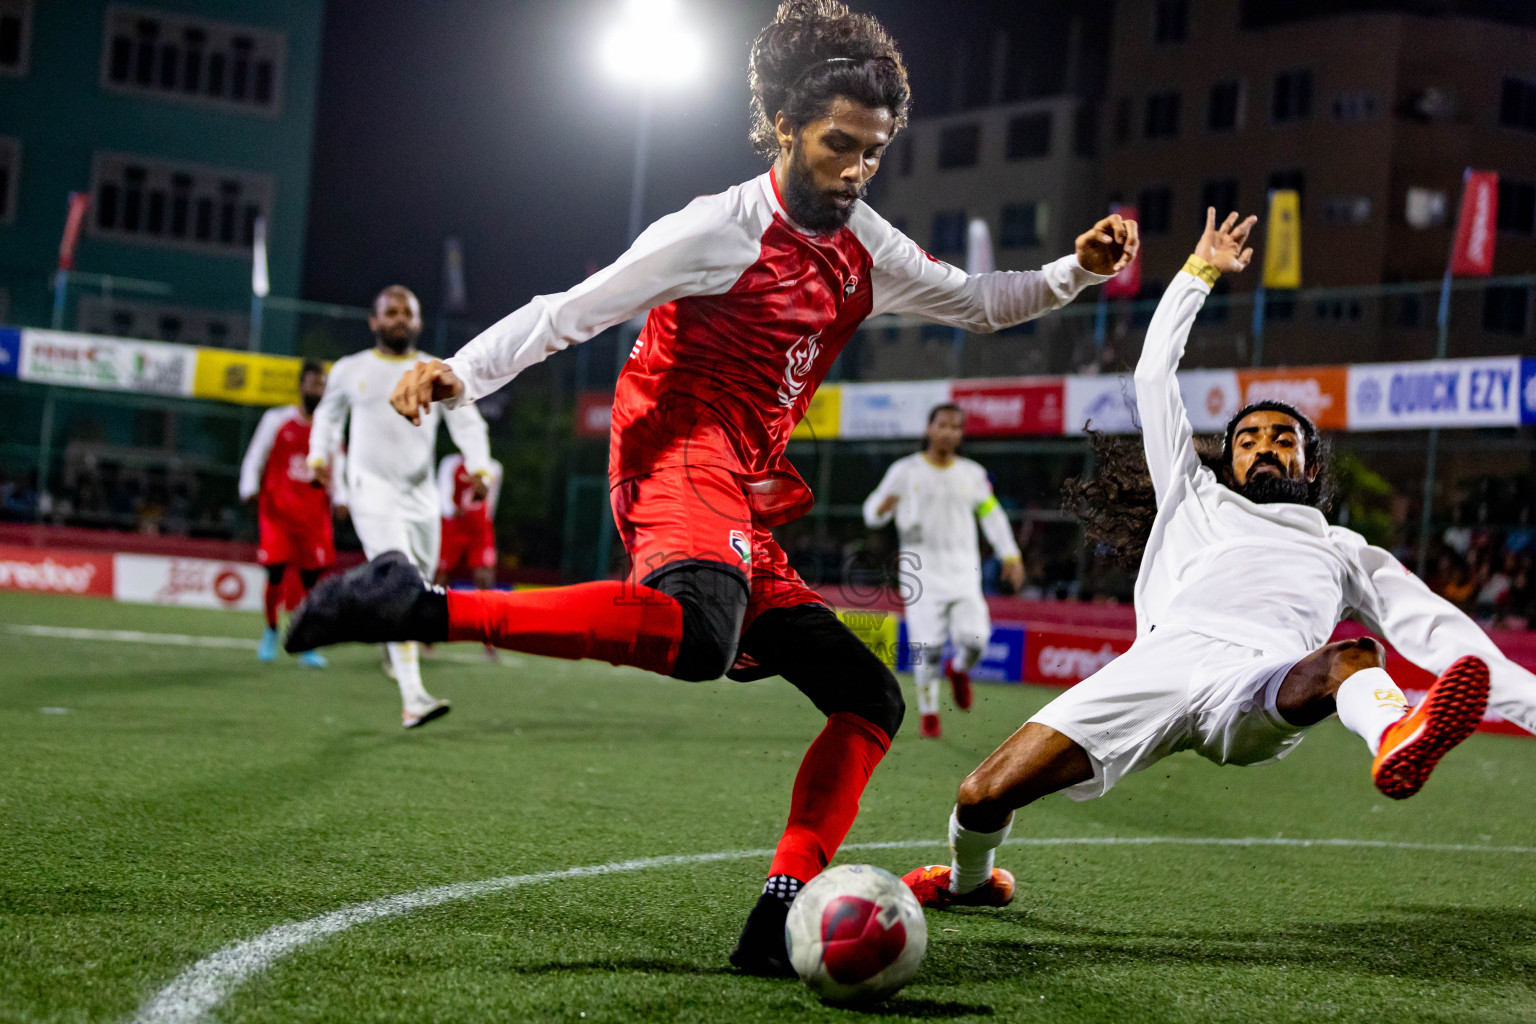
[308,285,493,728]
[863,404,1023,739]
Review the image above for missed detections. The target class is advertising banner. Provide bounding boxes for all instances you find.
[1449,170,1498,278]
[838,379,951,440]
[574,391,613,439]
[790,383,842,440]
[952,379,1065,437]
[113,554,265,612]
[192,350,308,407]
[0,545,113,597]
[1023,625,1134,686]
[1347,357,1521,430]
[1063,374,1138,435]
[1178,369,1244,432]
[893,620,1025,682]
[1522,358,1536,427]
[1262,189,1302,289]
[19,330,195,396]
[1237,366,1349,430]
[0,326,19,379]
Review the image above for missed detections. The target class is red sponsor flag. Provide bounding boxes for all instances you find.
[1449,170,1498,277]
[1103,203,1141,299]
[57,192,91,272]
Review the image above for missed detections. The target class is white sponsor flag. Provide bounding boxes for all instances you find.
[966,218,994,275]
[443,236,467,313]
[251,216,270,298]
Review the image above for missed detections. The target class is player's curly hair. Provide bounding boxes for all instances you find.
[1063,400,1334,569]
[748,1,911,161]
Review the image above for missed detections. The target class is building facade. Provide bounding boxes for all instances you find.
[0,0,324,351]
[1099,0,1536,366]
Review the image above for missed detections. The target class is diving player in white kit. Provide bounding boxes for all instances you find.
[904,209,1526,909]
[307,285,494,728]
[863,404,1024,738]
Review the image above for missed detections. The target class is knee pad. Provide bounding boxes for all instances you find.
[645,562,748,682]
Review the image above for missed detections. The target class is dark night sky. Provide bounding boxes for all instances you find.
[299,0,1038,322]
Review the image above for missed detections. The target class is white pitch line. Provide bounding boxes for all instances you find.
[5,623,523,667]
[128,834,1536,1024]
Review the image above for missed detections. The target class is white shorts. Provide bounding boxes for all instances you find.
[1029,627,1308,801]
[350,511,440,581]
[905,588,990,656]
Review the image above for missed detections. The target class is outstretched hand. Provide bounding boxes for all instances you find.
[390,360,465,426]
[1075,214,1140,276]
[1196,208,1257,274]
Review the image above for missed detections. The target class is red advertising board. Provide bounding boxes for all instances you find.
[1237,366,1349,430]
[1449,170,1497,278]
[0,544,113,597]
[575,391,613,439]
[952,379,1065,436]
[1023,625,1134,685]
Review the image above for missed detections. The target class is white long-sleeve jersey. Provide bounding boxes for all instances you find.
[1135,263,1535,733]
[863,453,1020,603]
[437,170,1108,519]
[308,349,492,523]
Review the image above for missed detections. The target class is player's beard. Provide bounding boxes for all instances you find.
[782,146,863,233]
[302,392,322,415]
[376,324,418,354]
[1234,463,1314,506]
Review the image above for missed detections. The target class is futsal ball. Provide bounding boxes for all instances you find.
[784,864,928,1005]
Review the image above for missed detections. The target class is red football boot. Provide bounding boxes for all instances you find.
[901,864,1015,909]
[1372,656,1489,800]
[919,713,942,739]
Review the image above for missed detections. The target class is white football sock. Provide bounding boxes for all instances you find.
[913,652,942,716]
[949,805,1012,894]
[388,641,432,711]
[950,643,983,674]
[1335,667,1408,755]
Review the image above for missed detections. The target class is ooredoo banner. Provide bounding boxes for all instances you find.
[1347,357,1522,430]
[113,554,265,612]
[1024,626,1134,686]
[0,545,113,596]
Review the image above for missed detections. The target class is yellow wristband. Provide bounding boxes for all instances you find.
[307,456,327,469]
[1182,254,1220,287]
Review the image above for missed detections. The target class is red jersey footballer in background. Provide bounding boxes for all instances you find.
[437,453,504,662]
[239,360,341,666]
[288,0,1137,976]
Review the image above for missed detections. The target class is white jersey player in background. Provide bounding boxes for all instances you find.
[864,403,1023,739]
[308,285,494,728]
[905,209,1531,909]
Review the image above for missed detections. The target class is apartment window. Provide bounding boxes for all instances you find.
[1321,195,1371,225]
[1483,285,1529,335]
[76,295,249,348]
[1207,81,1241,132]
[1113,97,1132,145]
[1144,92,1180,139]
[937,123,981,170]
[1331,92,1378,120]
[0,137,17,224]
[1006,112,1051,160]
[101,5,286,115]
[1000,202,1045,248]
[1405,187,1448,229]
[1138,187,1173,234]
[0,0,32,76]
[1265,294,1296,321]
[90,153,273,255]
[1314,298,1363,322]
[1153,0,1187,43]
[1499,78,1536,133]
[1272,69,1312,123]
[1199,178,1239,223]
[1267,169,1306,211]
[1497,179,1535,235]
[930,209,967,253]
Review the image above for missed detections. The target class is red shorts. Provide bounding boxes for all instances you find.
[440,515,497,575]
[257,513,335,571]
[609,463,823,632]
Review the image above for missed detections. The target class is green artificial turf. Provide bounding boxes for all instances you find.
[2,590,1533,1023]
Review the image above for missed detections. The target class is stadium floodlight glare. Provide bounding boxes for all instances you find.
[599,0,703,88]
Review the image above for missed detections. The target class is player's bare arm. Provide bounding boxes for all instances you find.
[391,360,465,426]
[1074,213,1140,275]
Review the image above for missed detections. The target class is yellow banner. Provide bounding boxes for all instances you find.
[790,384,841,440]
[1262,189,1302,289]
[192,350,311,406]
[834,607,899,668]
